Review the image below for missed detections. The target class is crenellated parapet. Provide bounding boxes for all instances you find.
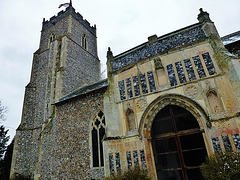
[42,6,96,36]
[71,7,96,35]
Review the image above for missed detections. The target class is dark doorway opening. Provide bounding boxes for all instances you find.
[151,105,207,180]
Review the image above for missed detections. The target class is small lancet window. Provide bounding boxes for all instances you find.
[81,34,88,50]
[207,90,224,114]
[126,109,136,131]
[91,111,106,168]
[48,33,56,47]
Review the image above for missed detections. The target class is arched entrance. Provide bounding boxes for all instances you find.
[151,105,207,180]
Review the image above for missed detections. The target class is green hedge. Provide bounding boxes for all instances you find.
[104,167,151,180]
[10,173,31,180]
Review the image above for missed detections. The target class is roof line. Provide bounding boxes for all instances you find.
[113,22,202,59]
[55,79,108,104]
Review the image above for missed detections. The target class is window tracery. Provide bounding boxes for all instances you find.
[91,111,105,167]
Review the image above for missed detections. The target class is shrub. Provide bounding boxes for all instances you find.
[11,173,31,180]
[201,151,240,180]
[104,167,151,180]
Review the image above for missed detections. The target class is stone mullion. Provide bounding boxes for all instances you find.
[181,60,190,82]
[145,72,151,93]
[229,134,237,152]
[137,150,142,169]
[130,151,135,168]
[190,57,199,79]
[136,66,143,96]
[97,123,101,167]
[173,63,180,85]
[130,77,134,98]
[123,80,128,99]
[199,54,210,77]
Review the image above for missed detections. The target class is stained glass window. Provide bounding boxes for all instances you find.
[140,150,147,170]
[133,150,139,167]
[222,135,232,152]
[192,55,206,78]
[184,59,196,81]
[133,76,140,97]
[212,137,222,153]
[126,78,133,98]
[126,151,132,169]
[232,134,240,152]
[175,61,186,84]
[109,153,114,174]
[118,80,126,100]
[167,64,177,86]
[115,153,121,174]
[202,52,216,75]
[140,73,148,94]
[147,71,156,92]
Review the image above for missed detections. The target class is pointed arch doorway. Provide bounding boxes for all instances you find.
[151,105,207,180]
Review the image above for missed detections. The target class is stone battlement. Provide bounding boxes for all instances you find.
[42,6,96,36]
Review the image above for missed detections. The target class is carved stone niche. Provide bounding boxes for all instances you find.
[206,90,224,114]
[126,108,136,132]
[154,57,163,70]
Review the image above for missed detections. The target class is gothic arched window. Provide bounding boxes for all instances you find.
[126,109,136,131]
[91,111,105,167]
[81,34,88,50]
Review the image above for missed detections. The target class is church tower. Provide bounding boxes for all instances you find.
[11,3,100,178]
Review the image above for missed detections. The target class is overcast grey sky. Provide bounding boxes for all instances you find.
[1,0,240,141]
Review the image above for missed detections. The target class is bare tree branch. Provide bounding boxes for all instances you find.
[0,101,7,123]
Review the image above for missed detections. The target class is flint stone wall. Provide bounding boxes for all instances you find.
[46,88,106,179]
[112,24,207,72]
